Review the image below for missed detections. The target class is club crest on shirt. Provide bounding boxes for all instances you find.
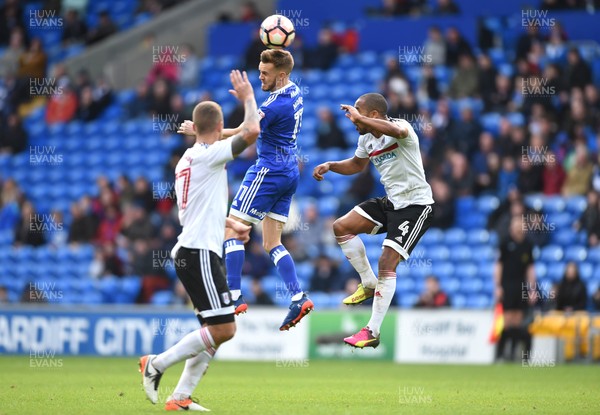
[258,109,265,119]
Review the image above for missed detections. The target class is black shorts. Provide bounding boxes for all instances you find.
[502,283,529,311]
[174,247,235,325]
[354,197,433,260]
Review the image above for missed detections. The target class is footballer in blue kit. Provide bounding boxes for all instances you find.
[222,49,314,331]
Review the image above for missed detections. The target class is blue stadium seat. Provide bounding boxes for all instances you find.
[551,228,578,246]
[542,196,566,213]
[565,196,587,215]
[587,248,600,263]
[444,228,466,245]
[432,261,455,279]
[439,278,460,295]
[452,294,466,308]
[428,245,450,261]
[579,262,593,282]
[151,290,174,305]
[398,292,419,308]
[461,278,484,293]
[564,245,587,262]
[466,229,491,245]
[452,245,472,262]
[455,262,478,279]
[396,278,415,292]
[539,245,564,262]
[466,294,491,309]
[534,262,547,279]
[419,228,444,246]
[546,262,566,282]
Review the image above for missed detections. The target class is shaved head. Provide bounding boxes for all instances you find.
[357,93,388,117]
[192,101,223,135]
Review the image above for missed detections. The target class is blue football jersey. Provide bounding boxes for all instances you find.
[256,82,303,171]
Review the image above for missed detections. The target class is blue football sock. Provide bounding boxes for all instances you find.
[224,239,245,298]
[269,245,302,299]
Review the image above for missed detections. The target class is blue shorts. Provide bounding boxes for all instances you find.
[230,164,299,224]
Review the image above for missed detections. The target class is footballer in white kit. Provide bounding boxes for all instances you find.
[313,92,434,349]
[139,70,259,412]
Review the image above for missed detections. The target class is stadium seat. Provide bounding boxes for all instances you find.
[540,245,564,262]
[564,246,587,262]
[444,228,467,245]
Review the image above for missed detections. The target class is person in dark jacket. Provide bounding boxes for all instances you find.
[556,262,588,311]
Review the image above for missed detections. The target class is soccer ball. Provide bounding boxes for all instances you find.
[259,15,295,49]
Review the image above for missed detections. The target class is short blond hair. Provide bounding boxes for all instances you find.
[192,101,222,134]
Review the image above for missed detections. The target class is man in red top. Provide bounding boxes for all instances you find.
[414,275,450,308]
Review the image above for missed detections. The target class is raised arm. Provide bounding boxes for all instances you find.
[312,156,369,181]
[341,104,409,139]
[227,70,260,157]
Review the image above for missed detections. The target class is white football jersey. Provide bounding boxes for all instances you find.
[355,118,434,209]
[173,139,234,257]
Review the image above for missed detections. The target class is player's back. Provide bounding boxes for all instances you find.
[256,81,303,172]
[174,140,232,255]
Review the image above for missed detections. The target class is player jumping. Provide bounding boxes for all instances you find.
[313,93,434,348]
[139,70,259,411]
[223,49,313,331]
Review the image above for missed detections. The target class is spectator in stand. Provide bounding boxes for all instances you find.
[127,80,151,118]
[120,203,156,242]
[472,132,498,194]
[306,28,338,70]
[97,204,122,244]
[148,78,173,116]
[243,29,265,71]
[414,275,450,307]
[423,26,446,66]
[382,57,409,98]
[574,190,600,246]
[251,278,274,305]
[0,29,25,78]
[445,27,472,67]
[45,85,78,124]
[449,54,479,98]
[316,107,348,149]
[516,24,543,61]
[417,65,440,101]
[62,9,87,45]
[0,113,27,154]
[47,210,67,248]
[0,0,25,46]
[86,11,117,45]
[542,150,566,195]
[13,200,45,247]
[593,287,600,311]
[243,240,272,279]
[17,37,47,79]
[133,176,155,212]
[486,73,512,113]
[447,151,474,196]
[130,238,170,303]
[564,47,592,90]
[310,254,343,293]
[178,43,200,87]
[239,1,262,21]
[449,107,481,157]
[497,158,519,200]
[91,241,125,278]
[562,143,593,196]
[0,285,8,303]
[477,53,497,103]
[556,262,588,312]
[433,0,460,15]
[76,85,103,121]
[517,156,543,194]
[429,177,455,228]
[68,200,97,244]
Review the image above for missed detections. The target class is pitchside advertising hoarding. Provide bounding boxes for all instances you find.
[0,306,496,363]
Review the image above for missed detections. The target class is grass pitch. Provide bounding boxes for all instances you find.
[0,357,598,414]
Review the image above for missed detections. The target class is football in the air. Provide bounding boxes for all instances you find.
[259,14,295,49]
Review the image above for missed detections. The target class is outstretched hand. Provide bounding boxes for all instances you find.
[229,70,254,102]
[177,120,195,136]
[340,104,362,124]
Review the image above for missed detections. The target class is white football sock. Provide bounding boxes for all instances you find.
[337,235,378,289]
[367,272,396,337]
[230,289,241,301]
[171,350,214,400]
[153,327,215,373]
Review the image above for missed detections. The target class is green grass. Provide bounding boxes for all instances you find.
[1,357,598,414]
